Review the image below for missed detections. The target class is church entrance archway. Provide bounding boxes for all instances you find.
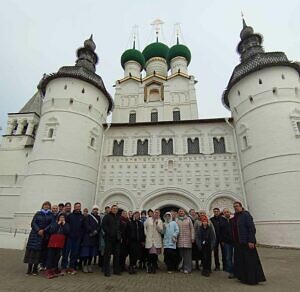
[160,205,180,219]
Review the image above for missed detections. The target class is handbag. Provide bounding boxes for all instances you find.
[48,233,66,248]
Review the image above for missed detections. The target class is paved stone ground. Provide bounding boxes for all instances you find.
[0,247,299,292]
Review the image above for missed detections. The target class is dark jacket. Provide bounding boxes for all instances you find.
[196,224,216,251]
[232,210,256,244]
[65,211,84,238]
[220,217,234,244]
[81,213,101,247]
[101,212,121,241]
[26,211,54,250]
[126,219,145,243]
[210,215,226,241]
[49,222,70,235]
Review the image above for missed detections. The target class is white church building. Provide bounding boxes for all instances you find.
[0,19,300,249]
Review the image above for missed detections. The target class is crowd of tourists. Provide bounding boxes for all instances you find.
[23,201,266,285]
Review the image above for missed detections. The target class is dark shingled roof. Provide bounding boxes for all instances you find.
[222,20,300,109]
[38,37,113,113]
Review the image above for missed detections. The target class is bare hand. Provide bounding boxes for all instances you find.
[192,239,195,244]
[248,242,255,249]
[38,230,44,237]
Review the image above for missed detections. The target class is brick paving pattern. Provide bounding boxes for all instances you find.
[0,247,299,292]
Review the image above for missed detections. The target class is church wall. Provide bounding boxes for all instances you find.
[0,148,32,229]
[112,74,198,123]
[96,122,244,214]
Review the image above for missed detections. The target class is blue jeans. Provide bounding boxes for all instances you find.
[223,243,233,274]
[61,237,81,269]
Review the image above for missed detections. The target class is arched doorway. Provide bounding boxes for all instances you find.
[160,205,180,220]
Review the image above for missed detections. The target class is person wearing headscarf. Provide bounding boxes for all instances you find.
[163,212,179,273]
[24,201,54,275]
[176,208,195,274]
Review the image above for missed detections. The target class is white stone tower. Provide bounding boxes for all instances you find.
[16,36,113,226]
[223,19,300,247]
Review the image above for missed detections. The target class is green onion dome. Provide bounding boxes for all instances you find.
[142,42,169,63]
[121,48,145,70]
[168,44,191,66]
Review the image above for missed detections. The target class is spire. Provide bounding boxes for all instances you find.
[175,22,181,45]
[75,35,98,72]
[237,17,264,62]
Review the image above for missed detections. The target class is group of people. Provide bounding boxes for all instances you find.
[23,201,266,285]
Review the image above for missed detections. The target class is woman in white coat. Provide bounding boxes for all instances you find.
[144,209,163,273]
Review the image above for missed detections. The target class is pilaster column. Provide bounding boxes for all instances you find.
[26,120,35,136]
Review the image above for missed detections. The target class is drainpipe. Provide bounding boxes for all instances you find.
[225,118,248,209]
[93,123,111,205]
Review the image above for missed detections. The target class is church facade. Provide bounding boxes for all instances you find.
[0,20,300,249]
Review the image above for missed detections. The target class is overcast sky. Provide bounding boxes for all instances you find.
[0,0,299,134]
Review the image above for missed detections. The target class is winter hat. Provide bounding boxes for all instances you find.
[92,205,99,210]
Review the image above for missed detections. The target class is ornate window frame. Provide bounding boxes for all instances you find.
[290,108,300,138]
[43,117,59,141]
[238,123,251,151]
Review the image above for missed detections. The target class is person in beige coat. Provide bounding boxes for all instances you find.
[176,208,195,274]
[144,209,163,273]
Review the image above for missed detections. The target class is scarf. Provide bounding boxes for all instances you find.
[40,209,51,215]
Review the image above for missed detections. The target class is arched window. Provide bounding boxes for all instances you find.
[48,128,54,139]
[162,138,173,155]
[90,137,96,147]
[32,125,38,138]
[129,111,136,123]
[151,109,158,122]
[213,137,226,153]
[187,138,200,154]
[297,121,300,133]
[22,120,28,135]
[173,109,181,121]
[12,121,18,135]
[113,140,124,156]
[137,139,148,155]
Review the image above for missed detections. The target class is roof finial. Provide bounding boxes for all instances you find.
[151,19,164,42]
[84,34,96,51]
[241,11,247,28]
[175,22,181,44]
[132,25,139,49]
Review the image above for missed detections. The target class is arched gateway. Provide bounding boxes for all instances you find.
[140,188,200,213]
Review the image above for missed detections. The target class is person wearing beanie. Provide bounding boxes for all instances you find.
[24,201,54,275]
[196,215,216,277]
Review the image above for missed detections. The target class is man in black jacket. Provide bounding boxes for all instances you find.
[126,211,145,274]
[61,202,84,275]
[210,207,226,271]
[101,205,122,277]
[220,208,234,278]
